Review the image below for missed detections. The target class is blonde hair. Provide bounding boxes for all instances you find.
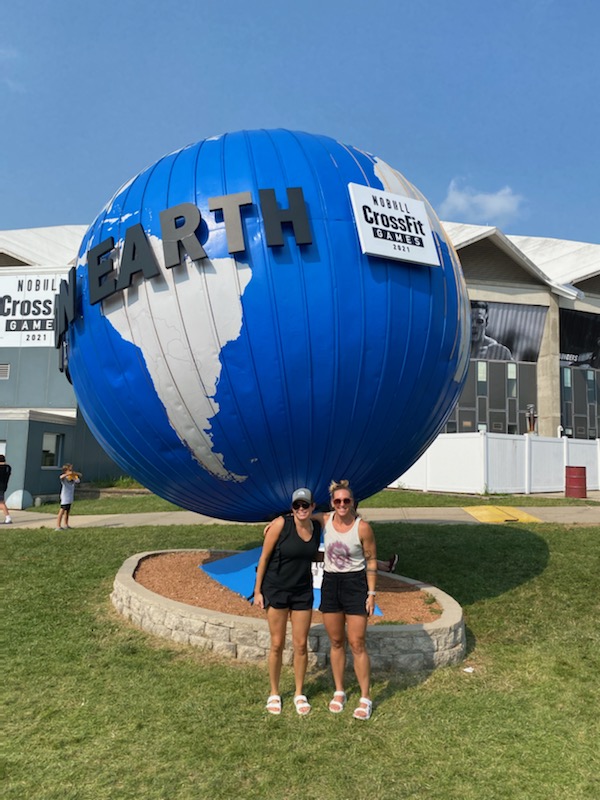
[328,479,353,499]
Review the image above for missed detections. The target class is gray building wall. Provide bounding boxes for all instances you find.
[1,343,126,506]
[0,346,76,408]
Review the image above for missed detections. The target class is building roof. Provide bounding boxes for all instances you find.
[441,221,582,299]
[507,234,600,286]
[0,226,87,266]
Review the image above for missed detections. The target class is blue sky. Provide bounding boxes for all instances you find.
[2,0,598,242]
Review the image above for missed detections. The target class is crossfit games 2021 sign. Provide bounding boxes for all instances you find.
[348,183,440,267]
[0,272,62,347]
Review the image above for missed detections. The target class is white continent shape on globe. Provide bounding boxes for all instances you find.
[96,232,251,483]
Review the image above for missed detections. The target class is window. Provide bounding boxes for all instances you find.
[507,362,517,398]
[42,433,64,467]
[476,361,487,396]
[586,370,596,403]
[562,367,572,401]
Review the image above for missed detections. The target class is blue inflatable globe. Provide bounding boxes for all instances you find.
[66,129,469,521]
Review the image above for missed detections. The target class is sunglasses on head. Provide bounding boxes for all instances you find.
[333,497,352,506]
[292,500,310,510]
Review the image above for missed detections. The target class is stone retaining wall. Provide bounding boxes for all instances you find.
[111,550,466,672]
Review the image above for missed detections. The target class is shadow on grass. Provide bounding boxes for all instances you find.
[373,522,550,607]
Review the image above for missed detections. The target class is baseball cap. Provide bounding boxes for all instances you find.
[291,487,313,504]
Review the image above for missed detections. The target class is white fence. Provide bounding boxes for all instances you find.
[390,433,600,494]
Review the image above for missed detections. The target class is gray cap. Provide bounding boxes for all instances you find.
[292,487,313,504]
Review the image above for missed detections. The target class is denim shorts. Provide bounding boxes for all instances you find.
[319,570,368,616]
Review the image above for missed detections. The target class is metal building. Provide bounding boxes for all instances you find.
[443,224,600,439]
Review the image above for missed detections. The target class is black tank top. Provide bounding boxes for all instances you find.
[263,515,321,591]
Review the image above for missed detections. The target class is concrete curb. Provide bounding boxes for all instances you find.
[111,549,467,672]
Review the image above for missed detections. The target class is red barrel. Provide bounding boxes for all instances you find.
[565,466,587,498]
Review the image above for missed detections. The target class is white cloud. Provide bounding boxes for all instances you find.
[439,179,524,227]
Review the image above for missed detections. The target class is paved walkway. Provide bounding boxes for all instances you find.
[5,494,600,529]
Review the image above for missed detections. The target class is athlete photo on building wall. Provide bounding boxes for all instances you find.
[470,301,547,362]
[559,309,600,369]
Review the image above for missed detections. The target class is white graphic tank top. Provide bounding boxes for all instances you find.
[323,514,365,573]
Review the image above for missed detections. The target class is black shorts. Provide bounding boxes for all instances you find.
[60,503,72,511]
[319,570,368,616]
[262,582,313,611]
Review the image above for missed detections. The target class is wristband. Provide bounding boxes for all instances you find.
[367,591,376,596]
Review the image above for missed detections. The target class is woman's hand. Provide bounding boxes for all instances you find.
[366,594,375,617]
[254,592,265,610]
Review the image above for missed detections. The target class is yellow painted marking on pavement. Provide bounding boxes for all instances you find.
[495,507,542,523]
[464,506,542,523]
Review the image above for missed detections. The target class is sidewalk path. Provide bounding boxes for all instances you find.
[5,501,600,529]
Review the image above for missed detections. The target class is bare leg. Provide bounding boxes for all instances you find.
[266,607,289,697]
[347,614,371,717]
[290,609,312,697]
[377,555,398,573]
[322,612,347,692]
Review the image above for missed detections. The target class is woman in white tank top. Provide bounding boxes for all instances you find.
[315,479,377,721]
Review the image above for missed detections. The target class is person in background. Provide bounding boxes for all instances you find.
[0,454,12,524]
[254,488,322,716]
[55,464,81,530]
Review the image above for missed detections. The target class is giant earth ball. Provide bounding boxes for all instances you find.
[65,129,469,521]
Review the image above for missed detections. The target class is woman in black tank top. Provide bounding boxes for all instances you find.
[254,488,321,716]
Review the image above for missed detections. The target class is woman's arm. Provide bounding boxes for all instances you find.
[263,515,284,537]
[359,519,377,616]
[254,517,285,608]
[311,510,328,525]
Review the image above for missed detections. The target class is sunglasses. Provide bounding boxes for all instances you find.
[333,497,352,506]
[292,500,311,510]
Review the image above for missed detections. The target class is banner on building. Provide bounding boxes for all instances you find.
[470,300,547,362]
[560,308,600,369]
[0,273,63,347]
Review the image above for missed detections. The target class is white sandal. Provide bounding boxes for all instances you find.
[352,697,372,720]
[328,691,346,713]
[293,694,311,715]
[266,694,282,715]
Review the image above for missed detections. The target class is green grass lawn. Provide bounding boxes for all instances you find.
[4,521,600,799]
[28,486,598,516]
